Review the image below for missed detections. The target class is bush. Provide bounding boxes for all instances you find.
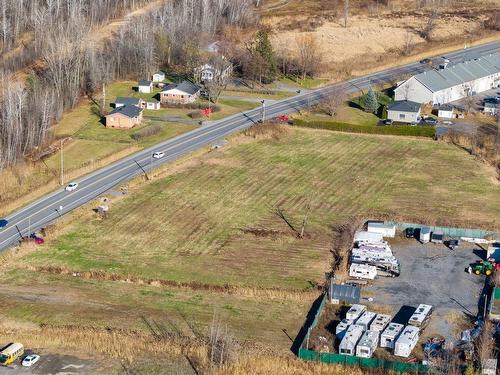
[188,105,221,119]
[131,124,162,141]
[293,119,435,138]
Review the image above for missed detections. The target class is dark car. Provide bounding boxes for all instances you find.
[420,58,431,64]
[384,119,394,125]
[424,117,437,125]
[0,219,8,228]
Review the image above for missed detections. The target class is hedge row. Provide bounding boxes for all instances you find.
[293,119,436,138]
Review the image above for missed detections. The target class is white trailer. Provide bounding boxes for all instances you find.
[394,326,420,357]
[356,311,376,331]
[339,324,364,356]
[370,314,391,333]
[346,304,366,324]
[408,304,433,330]
[357,243,392,253]
[356,330,380,358]
[354,231,384,245]
[419,227,431,243]
[349,263,377,280]
[367,222,396,238]
[336,319,350,341]
[350,253,400,277]
[380,322,404,349]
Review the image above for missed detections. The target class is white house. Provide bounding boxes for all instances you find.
[152,71,165,83]
[387,100,422,124]
[138,80,153,93]
[195,59,232,83]
[438,104,454,118]
[394,54,500,105]
[160,81,201,104]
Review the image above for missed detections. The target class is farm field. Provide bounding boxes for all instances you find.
[1,127,499,372]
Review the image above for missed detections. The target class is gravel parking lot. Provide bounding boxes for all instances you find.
[364,237,486,341]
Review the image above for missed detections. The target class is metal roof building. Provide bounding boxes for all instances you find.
[395,54,500,105]
[328,283,360,305]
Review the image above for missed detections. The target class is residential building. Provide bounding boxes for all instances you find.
[160,81,201,104]
[387,100,422,123]
[115,97,144,108]
[394,54,500,105]
[138,80,153,93]
[194,57,232,83]
[152,71,166,83]
[105,105,143,129]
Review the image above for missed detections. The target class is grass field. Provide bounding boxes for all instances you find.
[1,127,499,368]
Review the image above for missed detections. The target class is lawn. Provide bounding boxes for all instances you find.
[295,103,380,126]
[279,75,330,89]
[2,127,500,354]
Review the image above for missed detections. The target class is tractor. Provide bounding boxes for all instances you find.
[468,260,500,276]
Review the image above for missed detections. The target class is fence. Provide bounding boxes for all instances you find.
[297,293,429,373]
[388,222,500,241]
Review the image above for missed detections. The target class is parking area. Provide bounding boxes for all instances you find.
[364,237,486,342]
[449,87,500,112]
[2,354,104,374]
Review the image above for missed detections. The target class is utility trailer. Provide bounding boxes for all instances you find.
[394,326,420,357]
[380,322,404,349]
[346,304,366,324]
[356,330,380,358]
[339,324,364,356]
[408,304,433,331]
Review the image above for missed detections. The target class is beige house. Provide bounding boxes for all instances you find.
[105,105,143,129]
[160,81,200,105]
[387,100,422,124]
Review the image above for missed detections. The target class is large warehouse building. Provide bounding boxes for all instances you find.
[394,54,500,105]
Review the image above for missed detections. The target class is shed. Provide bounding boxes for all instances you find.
[152,71,166,83]
[354,231,384,245]
[356,330,379,358]
[438,104,454,118]
[394,326,420,357]
[138,80,153,93]
[145,100,161,110]
[367,222,396,238]
[339,324,364,356]
[328,283,360,305]
[380,322,404,349]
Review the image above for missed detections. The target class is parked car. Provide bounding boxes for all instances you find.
[424,117,437,125]
[22,354,40,367]
[384,119,393,125]
[419,58,431,64]
[65,182,78,191]
[0,219,8,228]
[152,151,165,159]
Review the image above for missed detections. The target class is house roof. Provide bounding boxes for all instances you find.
[413,54,500,93]
[138,80,152,86]
[439,104,454,111]
[108,105,143,119]
[387,100,422,113]
[115,97,141,106]
[161,80,200,95]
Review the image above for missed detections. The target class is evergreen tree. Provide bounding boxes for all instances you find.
[364,87,379,114]
[254,30,277,83]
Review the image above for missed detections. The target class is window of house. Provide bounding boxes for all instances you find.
[399,114,405,119]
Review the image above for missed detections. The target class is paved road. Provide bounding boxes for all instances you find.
[1,41,499,251]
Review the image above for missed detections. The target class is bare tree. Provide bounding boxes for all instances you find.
[318,88,346,117]
[420,10,439,41]
[295,34,323,80]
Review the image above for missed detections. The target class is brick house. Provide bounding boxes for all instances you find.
[105,105,144,129]
[160,81,201,104]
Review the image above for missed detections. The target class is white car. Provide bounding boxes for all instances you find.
[65,182,78,191]
[22,354,40,367]
[152,151,165,159]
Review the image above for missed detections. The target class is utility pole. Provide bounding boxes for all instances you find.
[261,100,266,123]
[60,139,64,186]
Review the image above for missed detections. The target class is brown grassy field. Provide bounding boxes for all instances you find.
[1,126,499,372]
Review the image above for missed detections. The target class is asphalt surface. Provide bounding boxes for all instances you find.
[1,41,500,252]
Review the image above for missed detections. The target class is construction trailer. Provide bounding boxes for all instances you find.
[408,304,433,330]
[349,263,377,280]
[380,322,405,349]
[346,304,367,324]
[367,222,396,238]
[356,330,380,358]
[354,231,384,245]
[370,314,391,333]
[394,326,420,358]
[419,227,431,243]
[356,311,377,331]
[335,319,350,341]
[339,324,365,356]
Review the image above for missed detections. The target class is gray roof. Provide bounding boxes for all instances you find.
[108,105,143,118]
[413,54,500,93]
[162,80,200,95]
[138,80,152,86]
[329,283,360,304]
[387,100,421,113]
[115,97,141,106]
[439,104,453,111]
